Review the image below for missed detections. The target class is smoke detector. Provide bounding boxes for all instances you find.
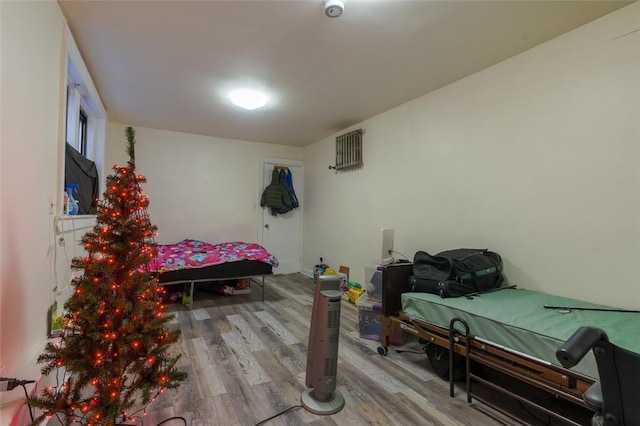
[323,0,345,18]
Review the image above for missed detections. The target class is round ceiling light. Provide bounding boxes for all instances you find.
[228,90,267,110]
[323,0,345,18]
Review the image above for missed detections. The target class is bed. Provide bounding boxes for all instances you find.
[148,239,279,307]
[378,263,640,425]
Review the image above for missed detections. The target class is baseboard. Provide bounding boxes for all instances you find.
[301,268,313,278]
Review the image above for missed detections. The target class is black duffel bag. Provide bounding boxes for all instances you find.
[411,248,504,298]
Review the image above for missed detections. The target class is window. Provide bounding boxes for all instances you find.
[65,78,92,157]
[60,27,107,218]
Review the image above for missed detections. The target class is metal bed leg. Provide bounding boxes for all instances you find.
[249,276,266,301]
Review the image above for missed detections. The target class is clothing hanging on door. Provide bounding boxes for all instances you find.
[260,168,291,215]
[274,169,299,215]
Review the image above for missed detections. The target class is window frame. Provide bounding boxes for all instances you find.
[78,107,88,155]
[59,26,106,220]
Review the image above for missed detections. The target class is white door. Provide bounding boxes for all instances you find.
[259,158,303,274]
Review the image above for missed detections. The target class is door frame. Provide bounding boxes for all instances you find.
[257,157,304,273]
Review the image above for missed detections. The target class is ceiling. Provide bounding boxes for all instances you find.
[58,0,631,147]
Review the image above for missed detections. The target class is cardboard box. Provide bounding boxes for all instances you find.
[339,265,350,281]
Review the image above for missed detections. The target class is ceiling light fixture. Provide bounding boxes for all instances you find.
[228,90,267,110]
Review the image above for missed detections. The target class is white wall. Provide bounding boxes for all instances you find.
[0,0,67,413]
[303,3,640,309]
[0,9,637,421]
[105,123,304,244]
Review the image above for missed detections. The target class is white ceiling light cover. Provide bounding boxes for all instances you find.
[228,89,267,110]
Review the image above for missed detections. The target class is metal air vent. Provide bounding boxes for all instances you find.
[329,129,363,171]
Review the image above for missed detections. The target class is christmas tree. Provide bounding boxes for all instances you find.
[29,127,186,425]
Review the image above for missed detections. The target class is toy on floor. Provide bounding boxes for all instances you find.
[219,285,235,296]
[235,278,249,290]
[347,282,365,303]
[182,291,192,307]
[312,257,330,280]
[168,292,183,303]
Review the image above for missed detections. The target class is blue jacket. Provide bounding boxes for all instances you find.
[275,169,299,214]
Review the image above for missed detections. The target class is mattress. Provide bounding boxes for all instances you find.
[150,240,279,272]
[401,288,640,379]
[147,239,278,284]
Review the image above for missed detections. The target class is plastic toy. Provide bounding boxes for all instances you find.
[348,284,365,303]
[65,184,80,215]
[182,291,192,307]
[219,285,235,296]
[313,257,329,280]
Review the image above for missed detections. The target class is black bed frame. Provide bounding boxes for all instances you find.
[378,263,595,425]
[155,260,273,308]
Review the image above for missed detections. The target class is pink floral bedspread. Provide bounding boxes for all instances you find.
[150,239,279,272]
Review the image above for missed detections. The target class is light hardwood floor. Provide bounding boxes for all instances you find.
[142,274,522,426]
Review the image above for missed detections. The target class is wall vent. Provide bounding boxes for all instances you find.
[330,129,363,170]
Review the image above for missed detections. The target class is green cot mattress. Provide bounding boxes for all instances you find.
[401,288,640,379]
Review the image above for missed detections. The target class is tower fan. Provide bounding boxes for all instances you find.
[301,274,345,415]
